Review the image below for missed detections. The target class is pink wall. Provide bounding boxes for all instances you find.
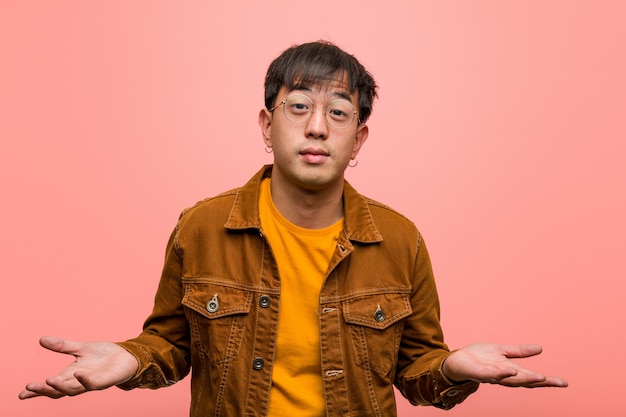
[2,1,624,416]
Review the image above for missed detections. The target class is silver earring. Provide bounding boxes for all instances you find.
[348,158,358,168]
[264,145,273,154]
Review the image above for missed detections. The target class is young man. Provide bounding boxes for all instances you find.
[19,41,567,416]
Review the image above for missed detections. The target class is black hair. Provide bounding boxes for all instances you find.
[264,41,378,123]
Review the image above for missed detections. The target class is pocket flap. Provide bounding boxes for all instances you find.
[343,292,412,330]
[182,282,252,319]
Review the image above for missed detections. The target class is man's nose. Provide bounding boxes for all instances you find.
[305,107,328,139]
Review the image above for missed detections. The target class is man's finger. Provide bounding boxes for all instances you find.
[46,375,88,396]
[20,382,67,399]
[39,336,82,355]
[502,344,543,359]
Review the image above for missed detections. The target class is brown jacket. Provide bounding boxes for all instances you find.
[117,165,478,416]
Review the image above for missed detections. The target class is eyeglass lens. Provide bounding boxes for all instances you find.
[282,95,356,129]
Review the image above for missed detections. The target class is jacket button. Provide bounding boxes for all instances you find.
[259,295,271,308]
[374,308,385,322]
[252,357,265,370]
[446,389,460,397]
[206,294,219,313]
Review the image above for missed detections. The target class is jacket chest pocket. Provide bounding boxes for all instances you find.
[182,281,252,364]
[343,292,412,376]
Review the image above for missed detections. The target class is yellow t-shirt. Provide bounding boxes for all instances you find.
[259,178,343,416]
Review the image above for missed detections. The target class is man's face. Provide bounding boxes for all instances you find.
[258,80,368,193]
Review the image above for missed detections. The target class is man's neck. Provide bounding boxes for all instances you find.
[268,176,344,230]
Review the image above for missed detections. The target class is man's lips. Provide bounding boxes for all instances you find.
[300,147,329,164]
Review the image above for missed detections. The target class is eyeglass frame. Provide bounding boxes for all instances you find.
[268,94,360,129]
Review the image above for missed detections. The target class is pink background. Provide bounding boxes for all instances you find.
[2,1,624,416]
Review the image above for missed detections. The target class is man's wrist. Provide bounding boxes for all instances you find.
[441,352,468,384]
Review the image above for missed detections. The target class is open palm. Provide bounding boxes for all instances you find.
[19,336,138,399]
[443,343,568,388]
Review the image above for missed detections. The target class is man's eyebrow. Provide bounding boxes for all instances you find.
[331,91,353,102]
[289,86,354,102]
[289,86,313,94]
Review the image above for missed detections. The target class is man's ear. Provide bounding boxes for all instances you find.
[352,123,369,159]
[258,108,272,147]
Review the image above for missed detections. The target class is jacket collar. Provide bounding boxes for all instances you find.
[224,165,383,244]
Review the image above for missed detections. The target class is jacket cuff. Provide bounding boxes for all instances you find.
[429,353,480,409]
[114,341,174,390]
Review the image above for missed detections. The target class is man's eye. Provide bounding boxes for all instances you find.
[289,102,310,113]
[328,109,348,120]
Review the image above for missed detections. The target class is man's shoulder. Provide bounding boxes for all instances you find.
[180,187,241,218]
[352,192,421,244]
[362,196,410,219]
[356,191,417,227]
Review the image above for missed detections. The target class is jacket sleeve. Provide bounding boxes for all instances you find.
[116,226,192,390]
[394,234,479,409]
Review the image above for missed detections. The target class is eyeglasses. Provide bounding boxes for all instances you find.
[269,94,359,129]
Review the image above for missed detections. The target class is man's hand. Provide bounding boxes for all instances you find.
[442,343,568,388]
[19,336,139,399]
